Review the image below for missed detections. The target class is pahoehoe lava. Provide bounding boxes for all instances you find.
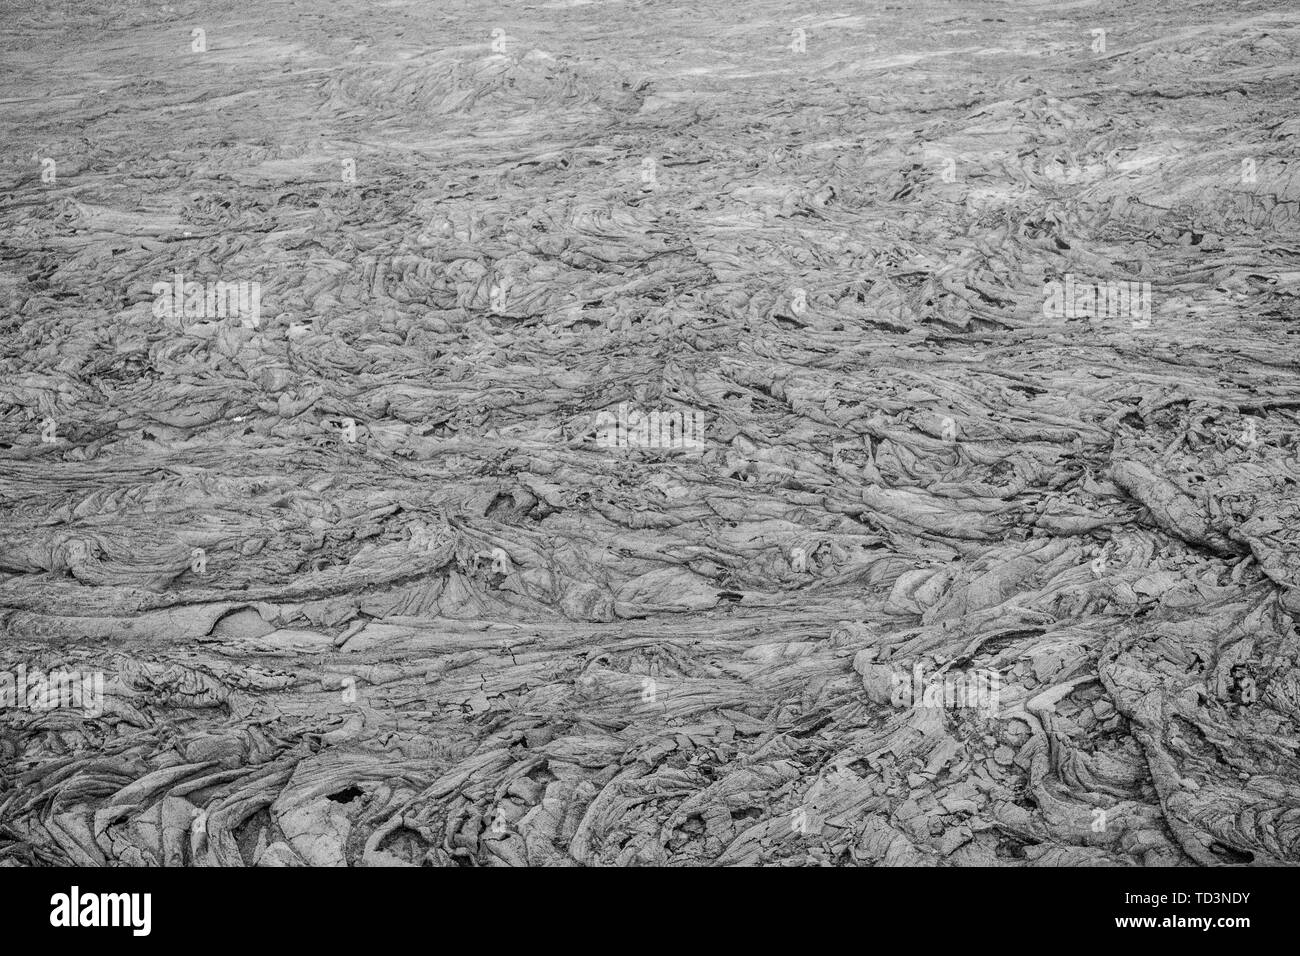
[1,0,1298,866]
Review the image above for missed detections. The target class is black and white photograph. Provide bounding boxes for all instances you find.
[0,0,1292,937]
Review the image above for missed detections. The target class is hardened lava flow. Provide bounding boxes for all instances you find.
[1,0,1298,866]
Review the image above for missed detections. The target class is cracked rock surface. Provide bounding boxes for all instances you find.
[1,0,1299,866]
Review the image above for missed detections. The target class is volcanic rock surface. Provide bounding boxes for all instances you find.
[1,0,1299,866]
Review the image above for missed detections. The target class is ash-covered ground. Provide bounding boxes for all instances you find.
[2,0,1299,866]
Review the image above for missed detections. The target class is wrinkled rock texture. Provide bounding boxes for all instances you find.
[1,0,1299,866]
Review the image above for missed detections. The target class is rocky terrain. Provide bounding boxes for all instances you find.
[1,0,1298,866]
